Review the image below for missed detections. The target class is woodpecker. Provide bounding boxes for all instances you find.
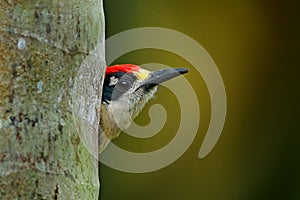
[99,64,188,153]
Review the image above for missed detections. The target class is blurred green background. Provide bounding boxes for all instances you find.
[100,1,300,200]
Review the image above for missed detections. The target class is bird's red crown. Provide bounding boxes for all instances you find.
[106,64,141,74]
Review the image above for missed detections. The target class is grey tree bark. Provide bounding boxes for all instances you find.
[0,1,105,199]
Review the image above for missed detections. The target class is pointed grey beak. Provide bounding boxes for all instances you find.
[141,68,188,89]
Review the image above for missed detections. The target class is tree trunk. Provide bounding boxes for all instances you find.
[0,1,105,199]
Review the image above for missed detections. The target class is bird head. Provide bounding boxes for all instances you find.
[99,64,188,153]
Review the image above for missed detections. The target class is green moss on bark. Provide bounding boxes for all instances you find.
[0,0,105,199]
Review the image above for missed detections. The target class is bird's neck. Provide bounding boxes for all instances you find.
[99,104,122,153]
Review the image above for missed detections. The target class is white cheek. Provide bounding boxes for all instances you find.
[107,86,159,130]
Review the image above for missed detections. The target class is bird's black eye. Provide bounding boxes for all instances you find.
[109,73,137,100]
[115,76,132,93]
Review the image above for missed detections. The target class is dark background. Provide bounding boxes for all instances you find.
[100,1,300,199]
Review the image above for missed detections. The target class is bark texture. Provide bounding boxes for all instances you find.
[0,1,105,199]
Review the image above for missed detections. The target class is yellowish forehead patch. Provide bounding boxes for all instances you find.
[134,69,150,80]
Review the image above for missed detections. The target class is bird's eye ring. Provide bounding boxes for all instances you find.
[115,76,133,93]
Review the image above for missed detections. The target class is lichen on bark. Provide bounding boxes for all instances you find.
[0,0,105,199]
